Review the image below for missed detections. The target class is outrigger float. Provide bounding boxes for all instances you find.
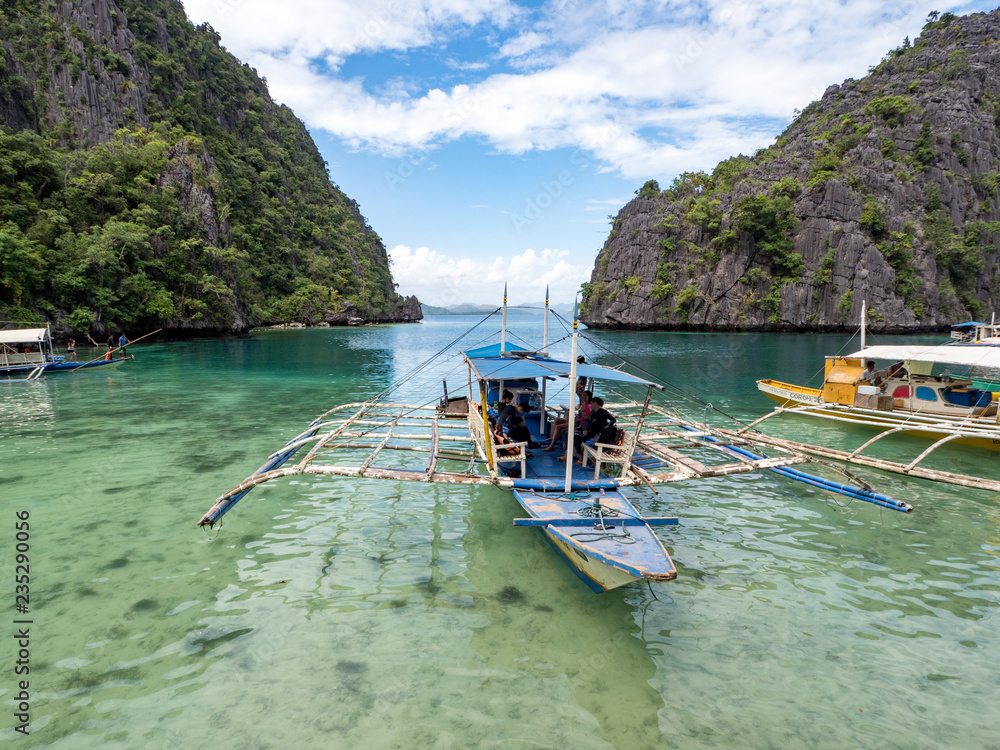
[197,292,973,593]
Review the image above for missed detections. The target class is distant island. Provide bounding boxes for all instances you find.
[421,302,576,316]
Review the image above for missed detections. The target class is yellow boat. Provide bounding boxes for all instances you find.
[756,346,1000,453]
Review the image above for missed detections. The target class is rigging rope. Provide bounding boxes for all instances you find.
[570,504,637,544]
[368,308,501,404]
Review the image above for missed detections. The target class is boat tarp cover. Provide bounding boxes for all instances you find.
[463,343,532,358]
[0,328,47,344]
[466,356,659,387]
[847,345,1000,368]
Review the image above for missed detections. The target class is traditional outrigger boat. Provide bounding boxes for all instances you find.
[945,319,1000,390]
[949,318,1000,345]
[199,294,934,593]
[756,303,1000,455]
[0,326,127,378]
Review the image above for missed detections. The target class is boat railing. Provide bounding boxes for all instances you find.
[465,400,494,473]
[1,352,46,366]
[581,431,637,480]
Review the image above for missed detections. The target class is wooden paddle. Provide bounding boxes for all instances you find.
[68,329,162,373]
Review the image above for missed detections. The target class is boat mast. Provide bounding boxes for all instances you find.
[860,299,867,351]
[543,285,549,355]
[564,298,579,492]
[541,286,549,435]
[501,283,508,356]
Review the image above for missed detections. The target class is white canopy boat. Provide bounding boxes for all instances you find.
[0,326,127,378]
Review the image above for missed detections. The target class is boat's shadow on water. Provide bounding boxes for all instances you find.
[237,478,672,747]
[459,485,668,749]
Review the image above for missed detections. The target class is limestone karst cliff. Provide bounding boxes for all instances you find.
[582,10,1000,332]
[0,0,420,337]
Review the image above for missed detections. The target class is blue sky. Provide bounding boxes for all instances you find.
[180,0,994,306]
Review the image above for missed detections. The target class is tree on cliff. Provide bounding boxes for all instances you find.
[0,0,418,335]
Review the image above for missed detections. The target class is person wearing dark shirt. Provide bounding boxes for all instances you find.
[496,391,517,433]
[507,414,536,448]
[887,361,908,379]
[573,397,615,464]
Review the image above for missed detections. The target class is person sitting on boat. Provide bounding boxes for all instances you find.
[887,361,908,379]
[104,344,114,361]
[543,390,592,451]
[497,391,517,433]
[860,360,882,386]
[507,413,536,449]
[507,403,530,434]
[572,397,616,465]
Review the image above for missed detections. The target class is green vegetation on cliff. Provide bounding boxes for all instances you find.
[0,0,412,335]
[0,125,227,331]
[582,8,1000,331]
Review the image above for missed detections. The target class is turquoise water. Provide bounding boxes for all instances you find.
[1,316,998,748]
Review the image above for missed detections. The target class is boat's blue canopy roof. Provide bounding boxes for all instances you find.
[465,355,661,388]
[952,321,987,327]
[463,342,532,358]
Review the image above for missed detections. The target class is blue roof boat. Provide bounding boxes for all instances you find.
[199,292,915,592]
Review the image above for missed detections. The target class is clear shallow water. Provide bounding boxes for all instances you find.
[1,316,998,748]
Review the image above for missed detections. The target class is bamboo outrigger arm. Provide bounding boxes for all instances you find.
[905,433,967,470]
[197,463,496,526]
[848,426,909,457]
[710,426,1000,493]
[736,407,787,433]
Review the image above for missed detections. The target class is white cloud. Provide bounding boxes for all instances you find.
[182,0,987,178]
[498,31,546,59]
[389,244,590,305]
[190,0,519,65]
